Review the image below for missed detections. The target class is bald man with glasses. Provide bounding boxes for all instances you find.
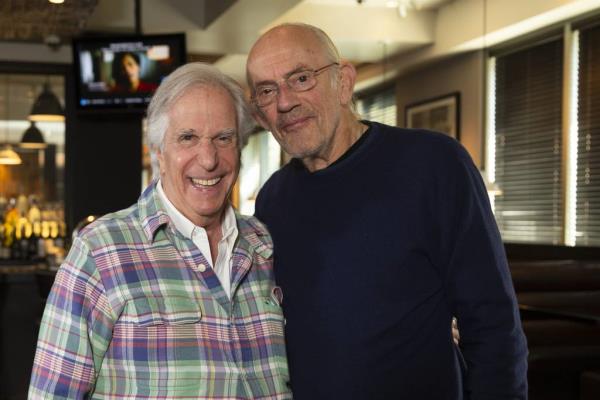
[246,23,528,400]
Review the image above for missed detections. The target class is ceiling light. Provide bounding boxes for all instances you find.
[20,121,47,149]
[0,145,22,165]
[397,0,414,18]
[29,82,65,122]
[48,0,65,4]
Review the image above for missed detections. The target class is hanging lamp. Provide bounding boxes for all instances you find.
[29,81,64,122]
[0,145,22,165]
[20,121,46,149]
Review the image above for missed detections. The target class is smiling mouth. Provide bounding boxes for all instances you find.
[191,177,221,187]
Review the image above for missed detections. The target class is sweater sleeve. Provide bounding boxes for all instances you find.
[29,237,115,399]
[439,145,528,400]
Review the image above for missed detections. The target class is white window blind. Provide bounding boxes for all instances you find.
[493,38,564,244]
[357,86,397,126]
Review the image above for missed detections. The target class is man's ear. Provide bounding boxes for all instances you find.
[155,146,165,176]
[338,60,357,106]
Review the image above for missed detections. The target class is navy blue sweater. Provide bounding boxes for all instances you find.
[255,122,528,400]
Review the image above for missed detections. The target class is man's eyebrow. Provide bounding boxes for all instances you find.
[283,65,311,78]
[217,128,236,136]
[176,128,196,135]
[206,128,237,139]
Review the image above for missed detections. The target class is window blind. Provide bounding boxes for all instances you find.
[575,24,600,245]
[493,38,564,244]
[357,86,397,126]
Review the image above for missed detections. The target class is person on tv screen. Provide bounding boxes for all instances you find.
[111,51,159,93]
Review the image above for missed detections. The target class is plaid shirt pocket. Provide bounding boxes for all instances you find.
[127,295,202,326]
[106,295,209,393]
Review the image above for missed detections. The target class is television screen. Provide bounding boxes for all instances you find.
[72,33,186,112]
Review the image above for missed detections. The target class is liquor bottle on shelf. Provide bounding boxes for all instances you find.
[0,221,9,260]
[27,196,41,224]
[19,222,30,260]
[37,235,46,259]
[10,227,21,260]
[3,197,17,247]
[0,207,8,260]
[2,223,14,259]
[0,194,67,261]
[16,195,28,218]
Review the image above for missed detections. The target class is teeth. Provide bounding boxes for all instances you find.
[192,177,221,186]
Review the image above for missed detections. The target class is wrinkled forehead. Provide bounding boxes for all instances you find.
[166,85,236,125]
[247,28,328,85]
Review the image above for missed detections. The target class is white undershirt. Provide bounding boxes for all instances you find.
[157,180,238,298]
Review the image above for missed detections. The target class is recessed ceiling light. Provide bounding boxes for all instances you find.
[49,0,65,4]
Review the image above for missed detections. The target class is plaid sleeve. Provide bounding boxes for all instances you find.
[29,237,115,399]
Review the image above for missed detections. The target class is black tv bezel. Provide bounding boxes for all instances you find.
[71,33,187,114]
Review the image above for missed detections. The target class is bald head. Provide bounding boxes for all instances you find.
[246,23,361,171]
[247,23,341,90]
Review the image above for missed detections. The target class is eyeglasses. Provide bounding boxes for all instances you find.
[252,62,339,107]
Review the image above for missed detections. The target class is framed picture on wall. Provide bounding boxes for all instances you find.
[405,92,460,140]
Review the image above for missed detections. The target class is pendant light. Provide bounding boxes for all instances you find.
[0,145,22,165]
[29,81,64,122]
[20,121,46,149]
[0,75,22,165]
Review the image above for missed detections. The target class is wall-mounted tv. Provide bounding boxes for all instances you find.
[72,33,186,112]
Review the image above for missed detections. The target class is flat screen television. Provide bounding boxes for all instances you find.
[72,33,186,112]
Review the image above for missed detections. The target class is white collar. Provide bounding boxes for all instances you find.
[157,179,237,241]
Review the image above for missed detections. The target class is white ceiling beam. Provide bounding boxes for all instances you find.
[264,2,436,62]
[356,0,600,90]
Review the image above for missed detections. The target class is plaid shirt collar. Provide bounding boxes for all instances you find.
[138,180,171,242]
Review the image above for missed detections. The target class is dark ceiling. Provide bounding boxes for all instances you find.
[0,0,237,61]
[0,0,98,45]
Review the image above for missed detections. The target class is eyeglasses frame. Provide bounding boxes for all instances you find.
[251,62,340,107]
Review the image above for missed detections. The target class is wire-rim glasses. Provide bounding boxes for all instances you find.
[252,62,339,107]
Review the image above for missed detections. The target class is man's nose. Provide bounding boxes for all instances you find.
[196,139,219,170]
[276,84,300,112]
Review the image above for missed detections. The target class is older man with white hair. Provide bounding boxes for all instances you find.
[29,63,291,399]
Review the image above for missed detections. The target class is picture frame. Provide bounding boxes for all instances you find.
[405,92,460,140]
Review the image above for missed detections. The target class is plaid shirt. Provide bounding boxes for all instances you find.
[29,182,291,399]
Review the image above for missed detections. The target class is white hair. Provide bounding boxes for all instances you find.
[146,62,255,180]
